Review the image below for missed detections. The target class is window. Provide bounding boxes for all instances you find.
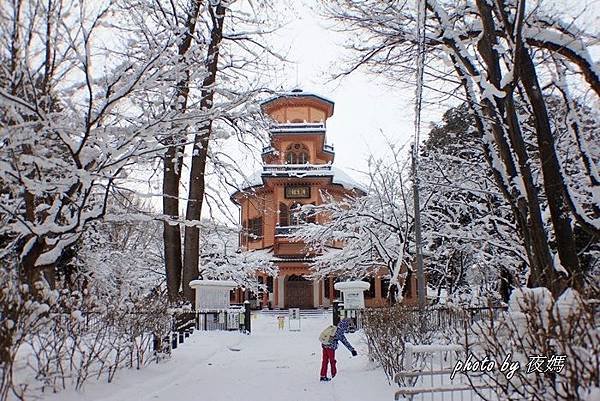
[258,276,264,295]
[402,270,413,297]
[324,277,331,299]
[245,217,263,240]
[284,143,310,164]
[290,202,316,225]
[381,278,391,299]
[290,202,303,226]
[266,276,273,293]
[279,203,289,226]
[279,202,315,227]
[364,277,376,299]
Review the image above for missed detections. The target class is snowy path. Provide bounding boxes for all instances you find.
[41,314,393,401]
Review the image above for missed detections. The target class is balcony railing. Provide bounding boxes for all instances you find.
[270,122,326,133]
[275,226,302,236]
[263,164,332,173]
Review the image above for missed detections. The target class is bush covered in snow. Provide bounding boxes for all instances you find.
[464,288,599,400]
[0,267,171,401]
[362,305,462,383]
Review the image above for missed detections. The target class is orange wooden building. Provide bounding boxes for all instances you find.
[230,89,413,308]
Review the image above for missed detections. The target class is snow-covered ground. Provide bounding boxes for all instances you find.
[39,313,393,401]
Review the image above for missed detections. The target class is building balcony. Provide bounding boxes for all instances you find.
[273,227,311,257]
[275,225,302,236]
[263,164,332,174]
[270,122,326,134]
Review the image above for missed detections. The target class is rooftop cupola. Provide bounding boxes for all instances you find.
[260,89,335,124]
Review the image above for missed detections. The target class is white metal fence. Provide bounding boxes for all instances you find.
[395,344,497,401]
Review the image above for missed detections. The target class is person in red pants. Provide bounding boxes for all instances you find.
[320,318,357,381]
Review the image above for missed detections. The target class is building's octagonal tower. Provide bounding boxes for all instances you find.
[231,89,400,308]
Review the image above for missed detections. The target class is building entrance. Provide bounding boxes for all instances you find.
[284,275,313,308]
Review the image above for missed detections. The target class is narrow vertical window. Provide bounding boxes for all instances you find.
[279,203,289,226]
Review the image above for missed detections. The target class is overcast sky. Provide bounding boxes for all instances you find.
[266,2,446,185]
[203,0,599,221]
[263,0,599,185]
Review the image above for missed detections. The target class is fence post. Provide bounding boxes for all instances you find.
[171,314,178,349]
[244,300,251,334]
[404,343,413,370]
[171,332,178,349]
[333,300,342,326]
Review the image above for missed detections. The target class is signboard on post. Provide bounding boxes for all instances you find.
[334,281,370,330]
[288,308,301,331]
[189,280,237,311]
[343,291,364,309]
[334,281,370,310]
[227,309,240,330]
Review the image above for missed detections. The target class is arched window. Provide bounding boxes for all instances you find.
[284,143,310,164]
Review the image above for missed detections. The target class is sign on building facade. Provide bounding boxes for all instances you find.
[285,185,311,199]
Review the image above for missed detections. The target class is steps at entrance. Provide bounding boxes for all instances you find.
[258,309,331,318]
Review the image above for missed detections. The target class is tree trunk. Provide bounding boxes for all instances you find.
[163,146,183,302]
[475,0,557,293]
[519,51,581,292]
[182,4,226,303]
[161,0,202,302]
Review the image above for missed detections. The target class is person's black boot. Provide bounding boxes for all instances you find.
[320,377,331,382]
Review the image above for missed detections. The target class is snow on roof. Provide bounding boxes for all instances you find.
[261,89,335,108]
[270,126,327,134]
[330,166,368,193]
[244,169,264,187]
[232,164,368,195]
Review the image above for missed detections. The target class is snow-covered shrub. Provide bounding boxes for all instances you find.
[465,288,599,400]
[0,267,60,401]
[362,305,461,383]
[0,263,171,401]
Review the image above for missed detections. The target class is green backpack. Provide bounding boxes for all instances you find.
[319,325,337,345]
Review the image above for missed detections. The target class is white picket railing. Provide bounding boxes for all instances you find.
[394,343,497,401]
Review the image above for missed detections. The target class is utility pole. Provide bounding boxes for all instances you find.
[411,146,426,309]
[413,0,427,309]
